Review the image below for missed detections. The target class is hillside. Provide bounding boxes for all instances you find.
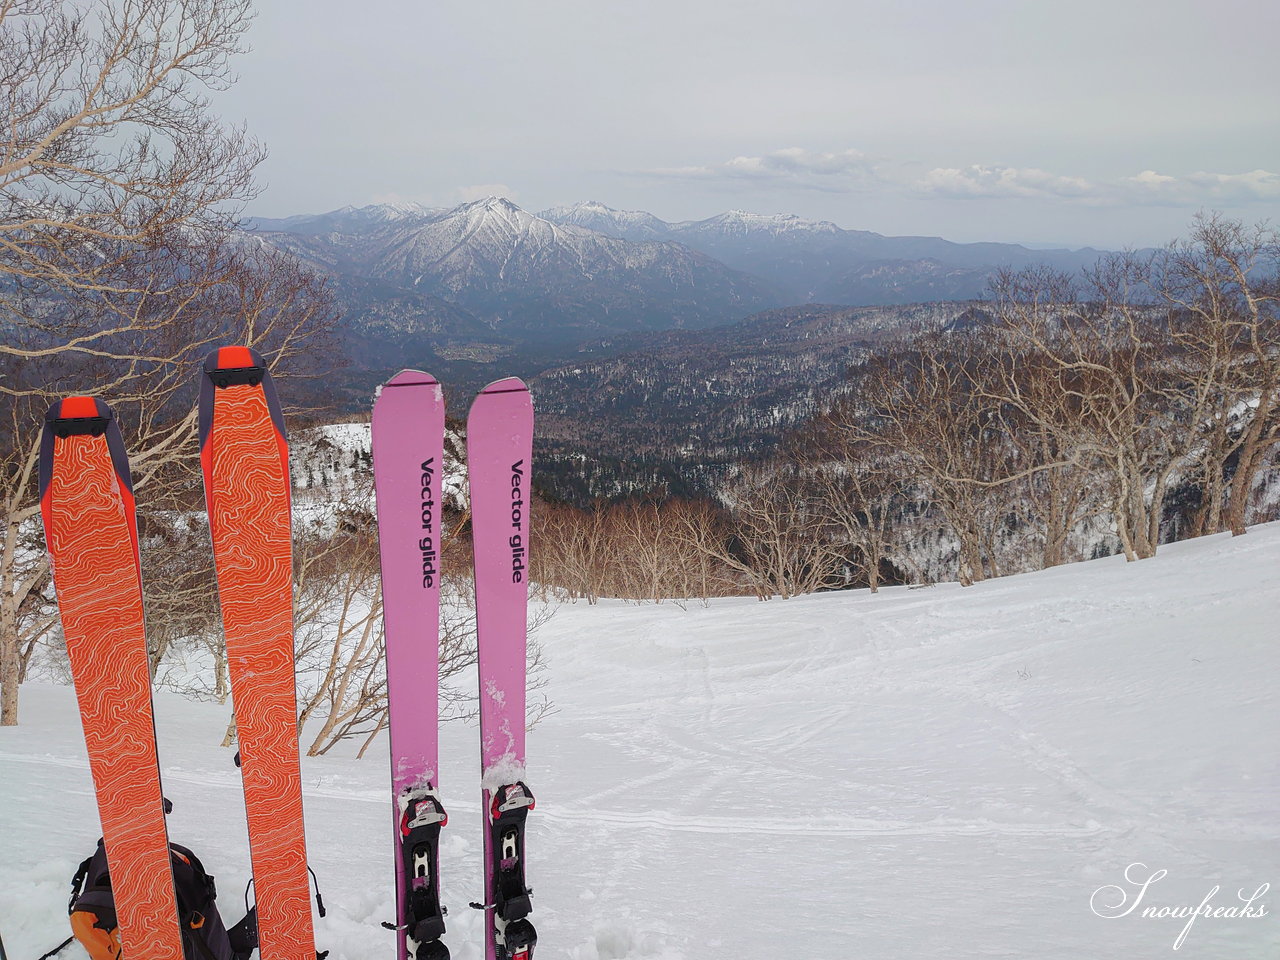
[1,524,1276,959]
[530,301,988,501]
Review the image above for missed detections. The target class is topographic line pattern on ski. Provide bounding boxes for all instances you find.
[467,378,536,960]
[372,369,449,960]
[39,397,185,960]
[199,347,314,960]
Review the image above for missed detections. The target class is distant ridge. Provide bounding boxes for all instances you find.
[241,197,1114,399]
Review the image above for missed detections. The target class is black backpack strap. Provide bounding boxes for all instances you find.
[67,855,94,913]
[170,842,218,906]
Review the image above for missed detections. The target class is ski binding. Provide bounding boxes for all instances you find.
[489,782,536,960]
[396,785,450,960]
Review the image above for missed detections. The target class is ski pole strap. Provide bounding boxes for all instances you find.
[306,864,326,918]
[34,936,75,960]
[245,866,325,916]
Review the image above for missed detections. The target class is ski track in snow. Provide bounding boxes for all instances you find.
[2,525,1279,959]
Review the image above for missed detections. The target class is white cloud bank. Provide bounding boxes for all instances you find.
[642,148,1279,210]
[646,148,879,192]
[918,164,1280,206]
[1122,168,1280,203]
[918,165,1094,200]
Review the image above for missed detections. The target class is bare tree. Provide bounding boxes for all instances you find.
[530,500,608,602]
[1,0,261,306]
[1155,214,1280,536]
[533,496,743,603]
[801,432,910,592]
[704,462,844,599]
[830,335,1016,585]
[988,261,1204,561]
[0,1,341,726]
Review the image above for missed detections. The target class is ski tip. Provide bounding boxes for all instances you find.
[46,395,109,422]
[476,377,529,396]
[203,346,269,391]
[204,345,265,372]
[43,396,114,436]
[40,396,130,514]
[384,369,441,389]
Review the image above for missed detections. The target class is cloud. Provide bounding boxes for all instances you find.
[1122,168,1280,204]
[639,146,1280,213]
[644,148,880,192]
[918,164,1280,207]
[917,165,1096,200]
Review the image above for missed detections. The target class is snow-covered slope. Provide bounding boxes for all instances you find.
[368,197,766,315]
[371,197,655,291]
[248,202,445,234]
[538,201,672,241]
[672,207,846,241]
[2,526,1277,959]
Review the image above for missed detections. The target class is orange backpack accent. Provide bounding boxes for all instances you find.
[70,910,121,960]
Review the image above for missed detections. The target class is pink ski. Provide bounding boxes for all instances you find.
[371,370,449,960]
[466,378,536,960]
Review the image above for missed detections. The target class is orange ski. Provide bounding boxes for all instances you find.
[39,397,185,960]
[199,347,315,959]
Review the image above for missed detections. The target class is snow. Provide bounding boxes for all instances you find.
[672,208,844,238]
[481,756,528,796]
[2,525,1278,958]
[539,202,673,241]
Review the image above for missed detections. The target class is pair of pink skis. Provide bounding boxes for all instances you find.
[371,373,535,960]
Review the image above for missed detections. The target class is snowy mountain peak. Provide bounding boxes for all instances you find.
[318,202,440,224]
[459,195,522,214]
[551,200,643,218]
[686,209,842,236]
[248,201,442,234]
[565,200,615,213]
[354,193,768,322]
[539,201,672,240]
[450,196,542,230]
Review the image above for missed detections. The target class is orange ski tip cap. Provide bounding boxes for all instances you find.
[60,396,99,418]
[216,346,256,369]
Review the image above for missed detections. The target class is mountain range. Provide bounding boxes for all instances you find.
[537,201,1106,304]
[246,197,1110,404]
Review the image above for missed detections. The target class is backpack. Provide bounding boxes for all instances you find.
[67,838,250,960]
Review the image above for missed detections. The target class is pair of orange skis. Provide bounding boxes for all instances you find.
[40,348,315,960]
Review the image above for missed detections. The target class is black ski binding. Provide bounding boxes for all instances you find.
[489,782,536,960]
[397,785,450,960]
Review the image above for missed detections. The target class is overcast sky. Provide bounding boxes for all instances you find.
[218,0,1279,248]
